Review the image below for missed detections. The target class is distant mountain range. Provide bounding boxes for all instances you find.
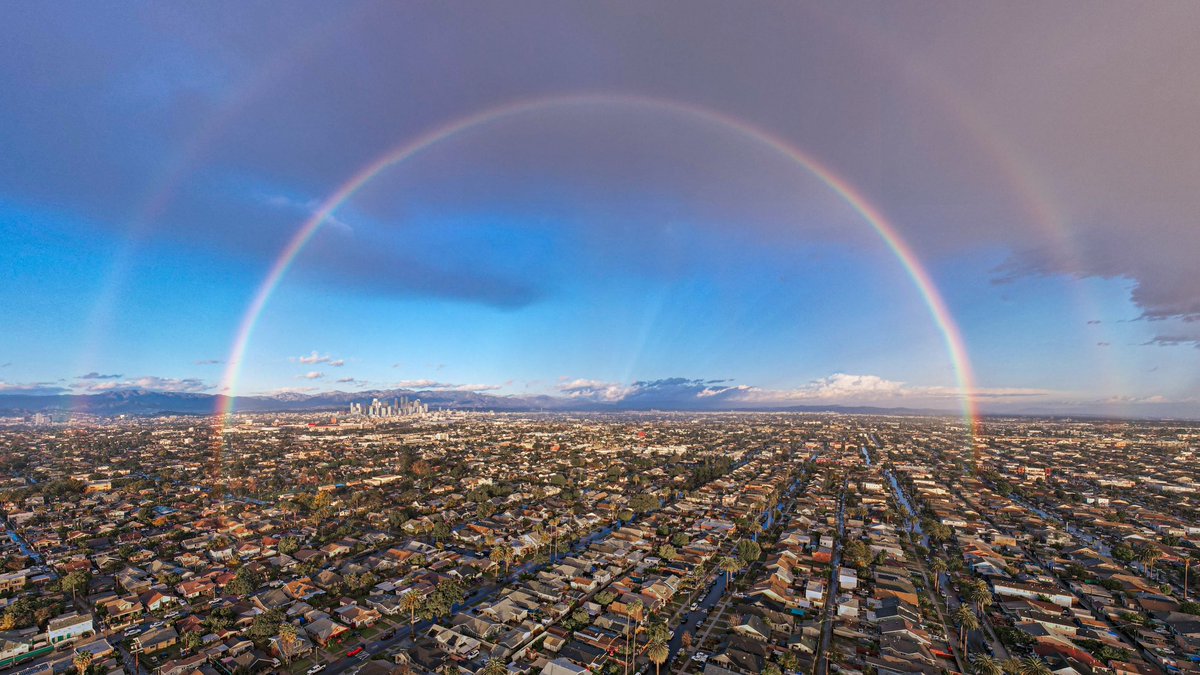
[0,388,966,417]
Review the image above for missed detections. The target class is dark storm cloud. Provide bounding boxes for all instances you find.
[1,2,1198,322]
[1145,335,1200,349]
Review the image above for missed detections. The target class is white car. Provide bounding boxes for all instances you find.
[307,665,327,674]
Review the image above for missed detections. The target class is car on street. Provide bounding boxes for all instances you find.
[346,646,365,658]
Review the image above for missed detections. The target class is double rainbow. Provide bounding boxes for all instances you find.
[214,93,980,447]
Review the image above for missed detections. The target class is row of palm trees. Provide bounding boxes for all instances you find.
[970,653,1054,675]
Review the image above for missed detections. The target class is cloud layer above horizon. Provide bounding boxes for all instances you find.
[1,2,1198,416]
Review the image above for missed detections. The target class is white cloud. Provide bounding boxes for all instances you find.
[292,352,346,367]
[259,386,319,395]
[299,371,325,380]
[553,373,1057,408]
[393,379,503,391]
[79,376,210,393]
[557,378,634,402]
[726,373,1053,405]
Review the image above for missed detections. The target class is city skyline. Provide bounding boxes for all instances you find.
[3,3,1199,419]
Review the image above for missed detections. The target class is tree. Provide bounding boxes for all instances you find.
[595,590,616,607]
[1184,552,1198,601]
[929,523,954,545]
[629,493,660,514]
[719,556,742,585]
[646,638,669,675]
[657,544,677,562]
[953,605,979,654]
[842,539,872,570]
[480,658,508,675]
[278,623,298,665]
[1135,544,1163,579]
[61,571,90,602]
[762,665,782,675]
[72,650,93,675]
[962,578,993,614]
[645,622,671,646]
[625,599,645,675]
[400,591,423,632]
[1018,656,1052,675]
[278,536,300,555]
[181,630,203,654]
[490,544,515,575]
[226,566,263,598]
[970,654,1003,675]
[1112,543,1135,563]
[736,539,762,567]
[1000,657,1024,675]
[248,609,284,641]
[930,558,948,591]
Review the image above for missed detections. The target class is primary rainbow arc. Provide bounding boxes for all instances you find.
[214,93,980,444]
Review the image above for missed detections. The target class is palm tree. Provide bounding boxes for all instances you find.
[72,650,93,675]
[645,621,671,647]
[491,544,515,575]
[480,658,508,675]
[1136,544,1163,580]
[963,578,993,614]
[646,638,669,675]
[400,591,422,633]
[976,586,994,615]
[1018,656,1053,675]
[718,556,742,586]
[953,605,979,655]
[626,599,645,675]
[1000,657,1024,675]
[1185,553,1198,601]
[971,653,1003,675]
[930,558,948,592]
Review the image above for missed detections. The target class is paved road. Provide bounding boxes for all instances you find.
[813,475,846,675]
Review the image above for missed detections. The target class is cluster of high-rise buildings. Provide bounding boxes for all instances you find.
[348,396,428,418]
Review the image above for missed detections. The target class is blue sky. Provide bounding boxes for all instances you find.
[2,2,1198,417]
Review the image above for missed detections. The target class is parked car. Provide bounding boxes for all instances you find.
[346,646,365,658]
